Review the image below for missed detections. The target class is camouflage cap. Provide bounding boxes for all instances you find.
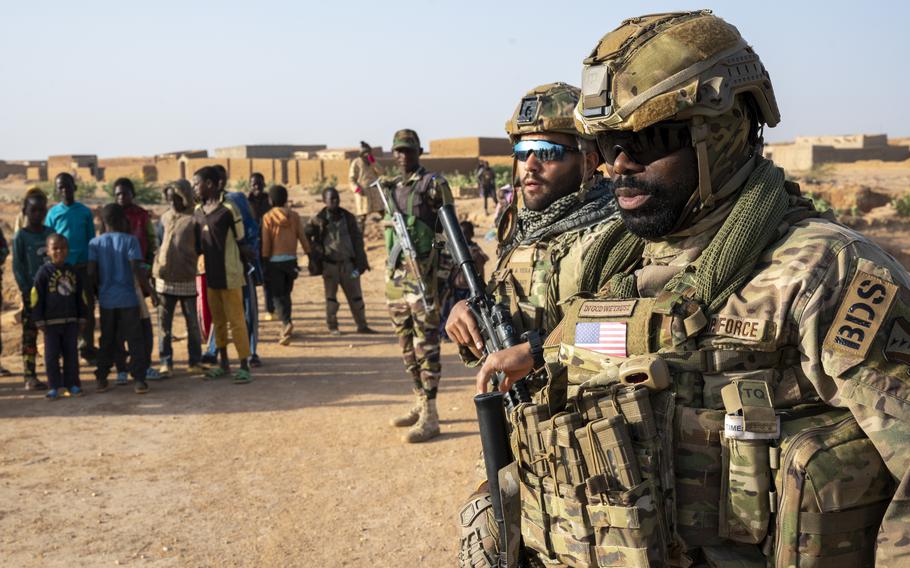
[392,129,421,151]
[574,10,780,134]
[505,82,584,142]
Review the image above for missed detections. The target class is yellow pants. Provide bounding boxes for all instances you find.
[207,287,251,361]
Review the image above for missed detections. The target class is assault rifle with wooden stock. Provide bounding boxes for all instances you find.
[374,179,430,310]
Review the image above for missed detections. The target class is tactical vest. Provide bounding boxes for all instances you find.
[509,288,895,567]
[384,174,437,263]
[490,227,593,339]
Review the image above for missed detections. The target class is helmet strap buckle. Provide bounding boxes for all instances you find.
[690,119,714,209]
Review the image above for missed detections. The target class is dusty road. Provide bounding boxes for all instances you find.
[3,156,910,566]
[0,198,494,567]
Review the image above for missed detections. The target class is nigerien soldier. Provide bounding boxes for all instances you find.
[471,11,910,567]
[449,82,619,567]
[384,129,453,443]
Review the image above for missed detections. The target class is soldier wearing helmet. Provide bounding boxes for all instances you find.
[449,82,619,568]
[384,128,453,444]
[474,11,910,566]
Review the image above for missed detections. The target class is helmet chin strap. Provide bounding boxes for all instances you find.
[667,117,712,234]
[669,117,760,236]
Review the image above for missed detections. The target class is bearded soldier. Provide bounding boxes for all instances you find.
[473,11,910,567]
[449,83,618,567]
[384,129,453,443]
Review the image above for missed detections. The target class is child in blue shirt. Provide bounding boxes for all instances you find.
[88,203,156,394]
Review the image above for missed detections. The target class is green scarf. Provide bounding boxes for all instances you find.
[589,158,817,316]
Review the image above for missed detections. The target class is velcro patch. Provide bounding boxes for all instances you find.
[823,270,898,361]
[884,317,910,365]
[704,314,768,342]
[575,322,627,358]
[578,300,637,318]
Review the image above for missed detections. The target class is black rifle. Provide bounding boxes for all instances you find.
[438,203,531,409]
[439,203,530,567]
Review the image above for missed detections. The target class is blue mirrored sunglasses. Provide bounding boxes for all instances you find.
[512,140,579,162]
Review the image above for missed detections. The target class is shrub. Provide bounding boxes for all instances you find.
[492,164,513,188]
[306,175,339,196]
[804,192,832,213]
[893,194,910,217]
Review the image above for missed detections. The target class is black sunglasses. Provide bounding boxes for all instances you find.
[597,122,691,165]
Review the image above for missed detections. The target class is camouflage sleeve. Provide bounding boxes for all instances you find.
[428,175,453,209]
[797,241,910,564]
[459,345,484,368]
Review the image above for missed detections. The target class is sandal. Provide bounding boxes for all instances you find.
[232,369,252,384]
[205,367,228,380]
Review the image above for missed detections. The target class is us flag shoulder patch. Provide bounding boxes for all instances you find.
[575,321,627,358]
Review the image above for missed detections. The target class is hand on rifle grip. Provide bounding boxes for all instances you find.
[445,300,484,358]
[475,342,534,394]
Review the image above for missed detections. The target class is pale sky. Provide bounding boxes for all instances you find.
[1,0,906,160]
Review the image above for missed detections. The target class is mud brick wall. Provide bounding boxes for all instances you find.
[184,158,230,178]
[26,166,47,181]
[429,137,510,157]
[297,160,324,186]
[102,164,157,182]
[230,159,253,182]
[481,155,513,168]
[155,158,182,182]
[422,157,479,175]
[322,159,351,185]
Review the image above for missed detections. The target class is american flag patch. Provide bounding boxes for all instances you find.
[575,322,627,358]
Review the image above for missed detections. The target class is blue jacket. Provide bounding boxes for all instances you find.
[224,192,262,283]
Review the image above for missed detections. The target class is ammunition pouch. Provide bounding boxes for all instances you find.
[511,383,671,567]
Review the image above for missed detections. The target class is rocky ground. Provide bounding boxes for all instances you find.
[0,157,908,566]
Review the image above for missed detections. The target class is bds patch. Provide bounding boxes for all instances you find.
[823,270,898,361]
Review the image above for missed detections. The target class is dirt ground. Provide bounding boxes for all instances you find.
[0,157,909,567]
[0,188,498,568]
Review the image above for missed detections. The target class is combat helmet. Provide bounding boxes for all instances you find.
[505,82,586,143]
[575,10,780,224]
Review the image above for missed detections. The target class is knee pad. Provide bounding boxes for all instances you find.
[457,491,498,568]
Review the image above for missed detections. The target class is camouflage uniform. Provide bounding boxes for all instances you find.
[384,129,453,443]
[458,83,618,567]
[477,11,910,568]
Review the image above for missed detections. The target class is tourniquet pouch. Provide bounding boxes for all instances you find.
[719,437,770,544]
[772,409,895,568]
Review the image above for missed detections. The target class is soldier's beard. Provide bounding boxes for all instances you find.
[521,168,584,212]
[615,176,693,239]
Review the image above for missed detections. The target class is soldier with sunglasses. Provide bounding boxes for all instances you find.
[449,82,619,567]
[471,10,910,567]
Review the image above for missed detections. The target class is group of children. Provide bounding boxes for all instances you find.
[9,164,312,398]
